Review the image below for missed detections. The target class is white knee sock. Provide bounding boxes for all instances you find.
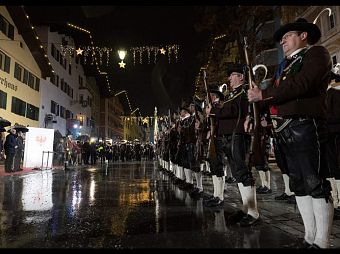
[327,178,338,208]
[265,170,271,189]
[184,168,193,184]
[216,176,225,201]
[205,161,210,173]
[238,183,248,213]
[238,183,259,218]
[178,166,185,180]
[195,172,203,191]
[282,174,294,196]
[258,171,266,187]
[212,175,218,197]
[169,162,173,173]
[295,195,316,245]
[335,179,340,208]
[200,163,205,172]
[312,197,334,248]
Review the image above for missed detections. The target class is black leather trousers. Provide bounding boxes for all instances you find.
[277,118,332,198]
[210,134,254,185]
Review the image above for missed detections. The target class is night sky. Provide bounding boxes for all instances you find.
[24,6,209,116]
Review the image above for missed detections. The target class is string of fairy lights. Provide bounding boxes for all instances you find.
[194,33,227,97]
[22,8,54,74]
[66,22,114,95]
[59,43,180,67]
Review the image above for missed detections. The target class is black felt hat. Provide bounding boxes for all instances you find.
[209,85,224,101]
[179,100,191,113]
[273,18,321,45]
[226,63,246,76]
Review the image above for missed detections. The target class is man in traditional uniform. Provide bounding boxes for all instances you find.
[248,18,333,248]
[176,101,198,191]
[188,99,205,198]
[204,86,226,207]
[207,66,260,226]
[326,71,340,220]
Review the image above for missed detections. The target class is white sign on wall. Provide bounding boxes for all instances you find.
[23,127,54,169]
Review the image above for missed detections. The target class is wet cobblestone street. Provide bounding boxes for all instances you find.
[0,160,339,248]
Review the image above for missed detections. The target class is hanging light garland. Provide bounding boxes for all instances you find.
[194,33,227,97]
[73,44,180,67]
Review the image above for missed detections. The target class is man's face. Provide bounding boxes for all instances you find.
[210,93,219,102]
[189,104,195,113]
[280,31,308,56]
[228,72,243,90]
[180,109,188,117]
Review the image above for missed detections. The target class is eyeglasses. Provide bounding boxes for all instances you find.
[280,31,301,43]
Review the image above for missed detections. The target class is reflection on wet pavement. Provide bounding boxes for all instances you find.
[0,161,319,248]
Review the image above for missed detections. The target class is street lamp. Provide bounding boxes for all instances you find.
[118,49,127,68]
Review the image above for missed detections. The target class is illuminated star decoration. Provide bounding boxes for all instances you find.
[76,48,83,55]
[119,61,126,68]
[160,48,166,55]
[142,118,149,124]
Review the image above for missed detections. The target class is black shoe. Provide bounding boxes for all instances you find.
[287,195,296,204]
[227,210,247,225]
[333,208,340,220]
[238,214,260,227]
[204,197,224,207]
[275,193,289,200]
[226,177,237,184]
[308,243,321,249]
[256,186,265,193]
[257,186,272,194]
[302,239,313,248]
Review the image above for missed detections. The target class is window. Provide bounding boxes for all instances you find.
[60,78,64,91]
[23,69,29,84]
[51,43,55,58]
[0,90,7,109]
[14,63,23,81]
[26,103,39,121]
[78,115,84,126]
[66,109,72,119]
[328,12,336,30]
[0,14,14,40]
[14,63,39,91]
[68,64,72,75]
[79,75,83,87]
[60,105,65,119]
[0,50,11,73]
[35,78,40,91]
[332,55,337,65]
[51,100,58,115]
[28,73,35,89]
[11,97,26,117]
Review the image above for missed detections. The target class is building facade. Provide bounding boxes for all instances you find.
[0,6,52,129]
[34,25,93,138]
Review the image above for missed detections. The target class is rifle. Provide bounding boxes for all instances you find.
[243,37,265,167]
[202,70,217,162]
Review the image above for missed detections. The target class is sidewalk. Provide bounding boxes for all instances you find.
[200,162,340,248]
[0,162,64,177]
